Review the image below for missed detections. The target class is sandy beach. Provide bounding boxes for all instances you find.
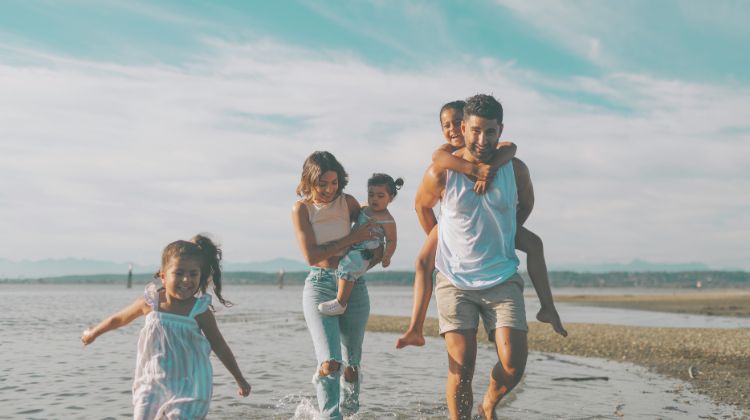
[367,292,750,411]
[554,291,750,317]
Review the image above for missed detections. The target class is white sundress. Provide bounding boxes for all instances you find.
[132,283,213,420]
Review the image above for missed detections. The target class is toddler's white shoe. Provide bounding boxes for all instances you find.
[318,299,347,316]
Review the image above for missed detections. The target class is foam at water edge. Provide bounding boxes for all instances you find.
[292,397,319,420]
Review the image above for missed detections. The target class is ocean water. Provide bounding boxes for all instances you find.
[0,283,745,419]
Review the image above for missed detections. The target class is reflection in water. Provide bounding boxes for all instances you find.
[0,284,744,419]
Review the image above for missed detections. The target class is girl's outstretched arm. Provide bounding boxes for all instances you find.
[196,311,252,397]
[81,297,150,345]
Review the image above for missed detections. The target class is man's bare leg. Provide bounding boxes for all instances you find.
[516,227,567,337]
[478,327,528,419]
[444,330,477,420]
[343,365,357,382]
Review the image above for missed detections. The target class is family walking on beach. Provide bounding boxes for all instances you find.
[82,93,567,420]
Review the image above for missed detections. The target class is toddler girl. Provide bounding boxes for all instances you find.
[318,173,403,315]
[81,234,251,419]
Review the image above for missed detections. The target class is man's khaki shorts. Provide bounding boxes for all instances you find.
[435,271,528,340]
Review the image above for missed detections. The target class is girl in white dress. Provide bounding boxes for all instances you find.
[82,234,251,419]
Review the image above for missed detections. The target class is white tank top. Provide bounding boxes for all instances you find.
[435,162,520,290]
[305,194,351,256]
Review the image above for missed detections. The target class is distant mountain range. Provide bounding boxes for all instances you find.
[0,257,309,278]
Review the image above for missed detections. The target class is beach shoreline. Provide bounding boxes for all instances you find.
[552,291,750,317]
[368,311,750,411]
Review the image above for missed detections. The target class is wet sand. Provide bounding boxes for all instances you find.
[554,291,750,317]
[367,315,750,411]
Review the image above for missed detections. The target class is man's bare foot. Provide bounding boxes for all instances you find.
[395,329,425,349]
[536,306,568,337]
[477,395,497,420]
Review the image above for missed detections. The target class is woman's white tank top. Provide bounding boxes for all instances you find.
[305,194,351,255]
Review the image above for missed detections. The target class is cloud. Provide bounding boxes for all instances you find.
[0,36,748,269]
[495,0,750,83]
[495,0,619,67]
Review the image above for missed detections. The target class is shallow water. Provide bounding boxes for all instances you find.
[0,284,745,419]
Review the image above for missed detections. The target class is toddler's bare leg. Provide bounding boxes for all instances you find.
[337,278,356,306]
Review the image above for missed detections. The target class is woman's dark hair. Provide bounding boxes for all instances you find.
[296,151,349,200]
[368,173,404,198]
[154,234,230,307]
[439,100,465,122]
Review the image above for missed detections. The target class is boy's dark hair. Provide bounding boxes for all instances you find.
[296,151,349,200]
[155,234,230,307]
[368,173,404,198]
[439,100,466,121]
[464,94,503,124]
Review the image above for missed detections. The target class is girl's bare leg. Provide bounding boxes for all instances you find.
[396,227,437,348]
[515,227,567,337]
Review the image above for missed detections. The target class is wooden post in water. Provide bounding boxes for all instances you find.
[127,264,133,289]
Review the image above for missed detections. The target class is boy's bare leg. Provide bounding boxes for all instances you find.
[444,330,477,420]
[396,227,438,348]
[478,328,528,419]
[516,227,567,337]
[336,278,355,306]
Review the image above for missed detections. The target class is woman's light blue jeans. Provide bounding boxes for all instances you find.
[302,267,370,420]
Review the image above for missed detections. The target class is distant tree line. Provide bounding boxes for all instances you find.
[524,271,750,288]
[2,270,748,289]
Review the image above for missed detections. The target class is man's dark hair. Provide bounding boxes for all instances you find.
[464,94,503,124]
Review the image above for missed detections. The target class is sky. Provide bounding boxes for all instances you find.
[1,0,748,271]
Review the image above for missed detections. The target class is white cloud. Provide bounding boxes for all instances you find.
[0,37,748,270]
[495,0,620,67]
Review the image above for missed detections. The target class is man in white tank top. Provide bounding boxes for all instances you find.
[416,94,534,419]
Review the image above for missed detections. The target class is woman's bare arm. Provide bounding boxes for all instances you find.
[292,197,374,266]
